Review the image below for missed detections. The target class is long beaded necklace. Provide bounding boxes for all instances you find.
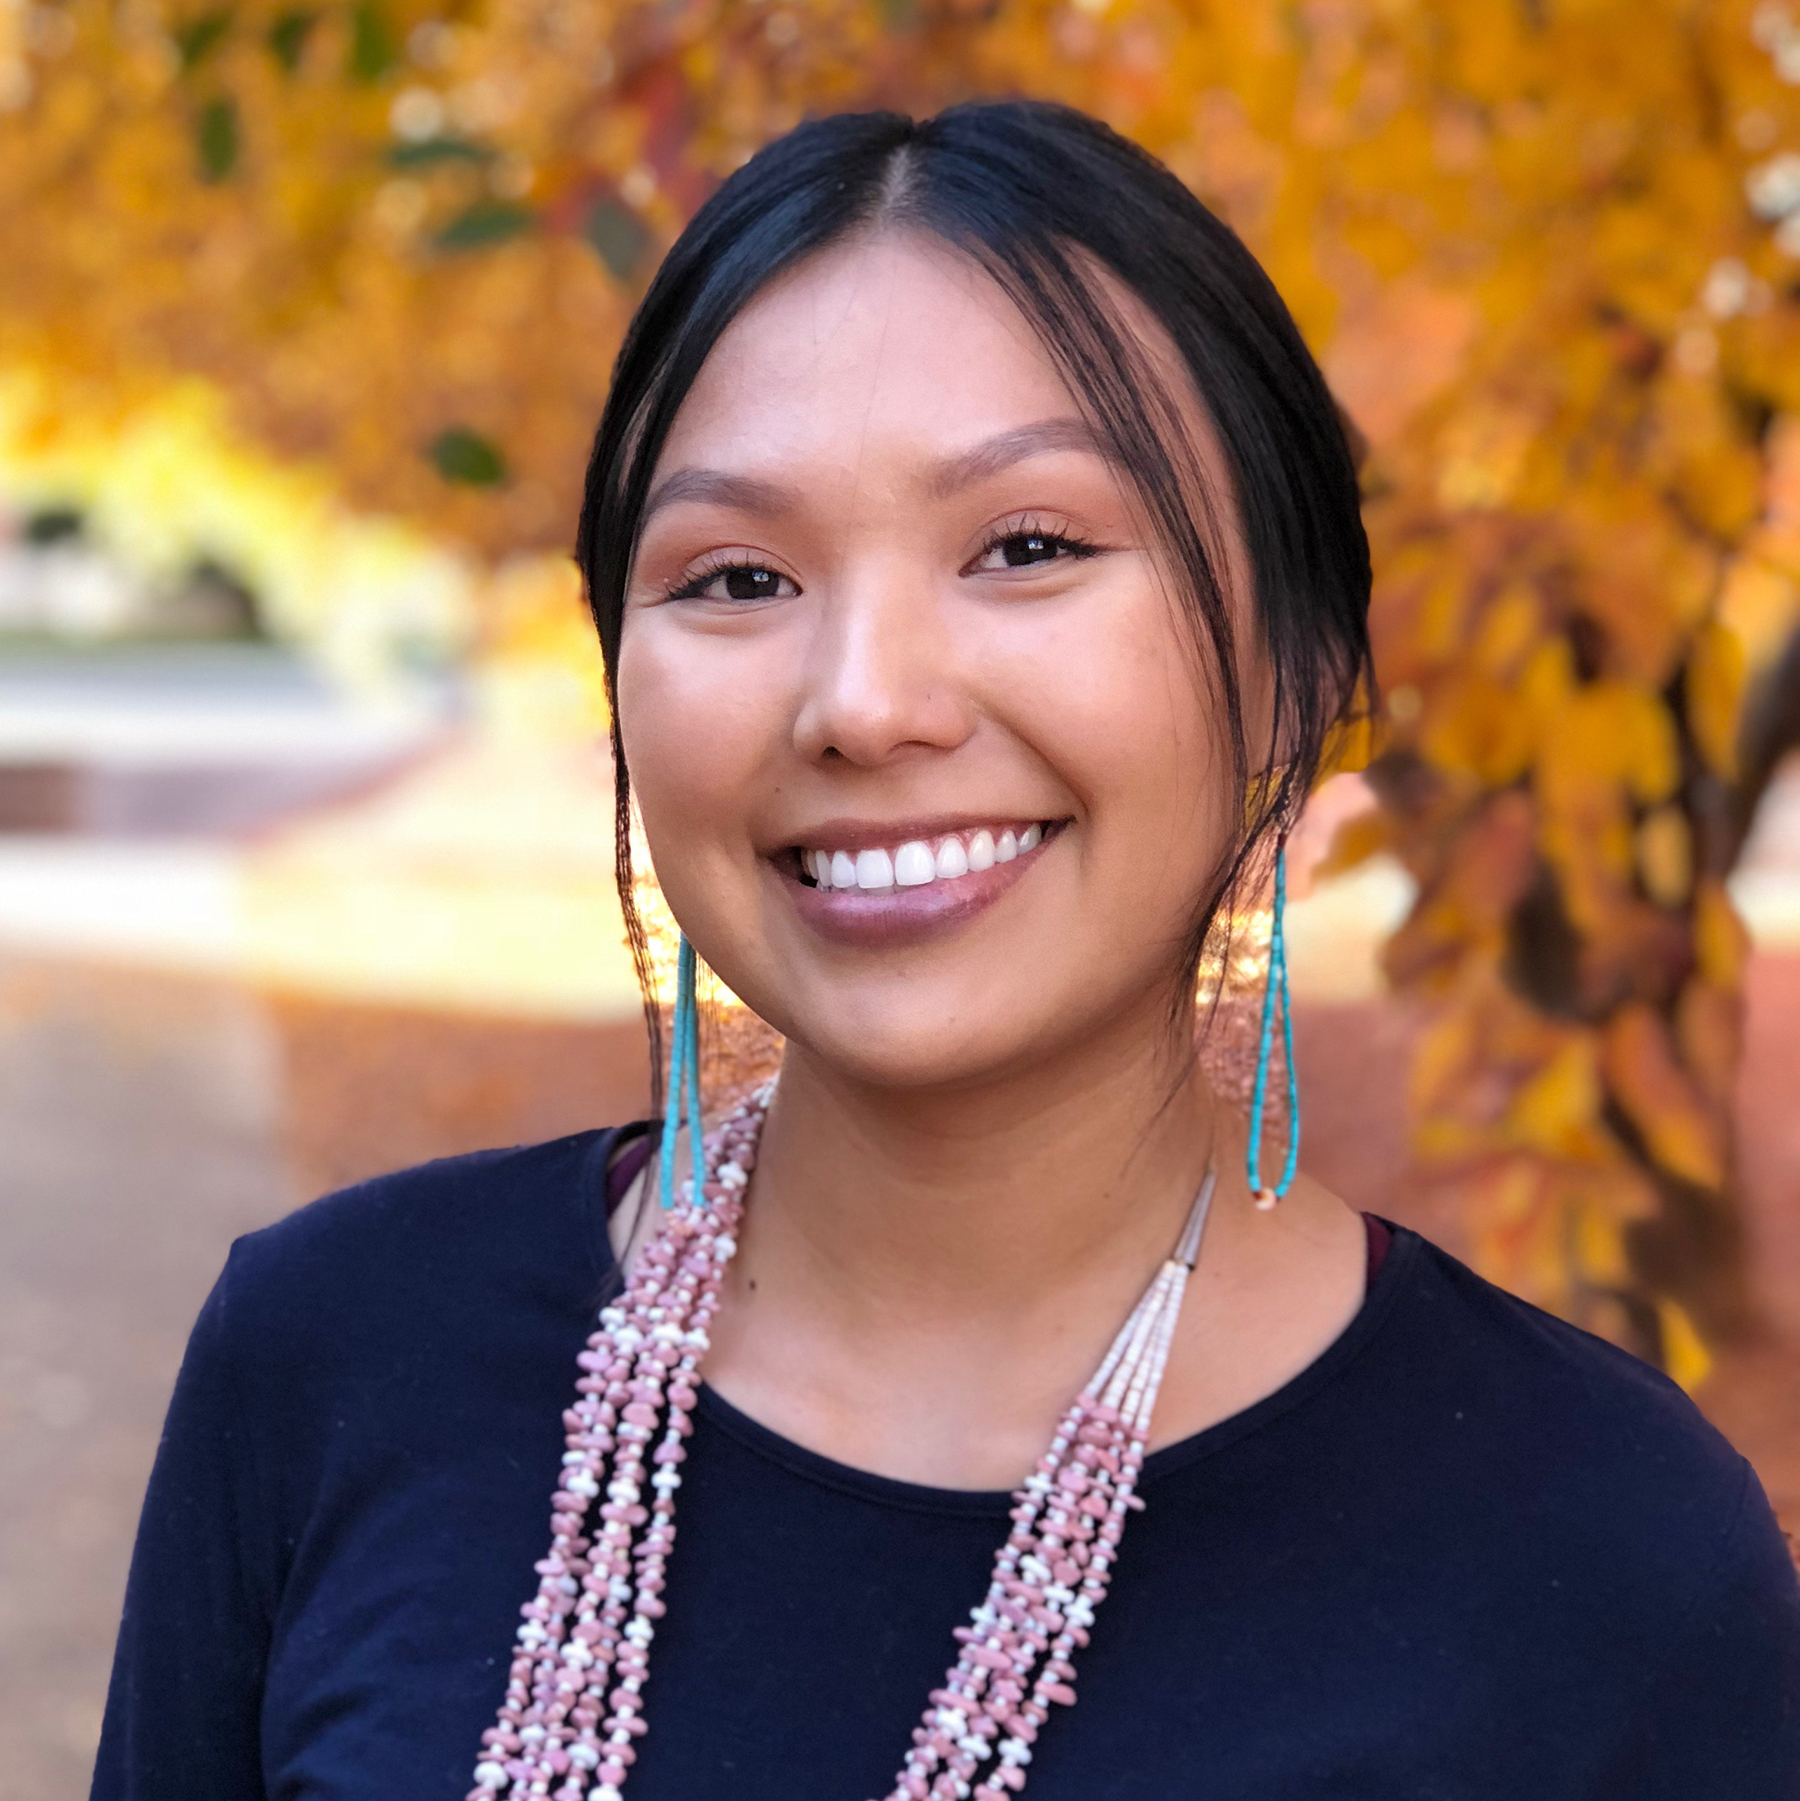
[470,1081,1217,1801]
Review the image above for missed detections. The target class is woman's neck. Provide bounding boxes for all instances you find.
[748,1006,1216,1331]
[695,995,1284,1489]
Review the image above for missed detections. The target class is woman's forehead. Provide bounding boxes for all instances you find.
[653,227,1229,511]
[657,232,1078,466]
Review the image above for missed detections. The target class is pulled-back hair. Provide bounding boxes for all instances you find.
[576,99,1372,1074]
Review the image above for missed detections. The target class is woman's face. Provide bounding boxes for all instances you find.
[618,230,1252,1091]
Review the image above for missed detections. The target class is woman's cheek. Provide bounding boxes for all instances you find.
[1017,586,1219,826]
[617,627,755,881]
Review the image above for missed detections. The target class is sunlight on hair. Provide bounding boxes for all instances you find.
[628,808,788,1114]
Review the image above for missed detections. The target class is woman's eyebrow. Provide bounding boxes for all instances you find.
[922,416,1107,498]
[641,418,1107,528]
[641,468,799,526]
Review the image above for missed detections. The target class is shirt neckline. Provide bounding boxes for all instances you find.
[688,1225,1424,1520]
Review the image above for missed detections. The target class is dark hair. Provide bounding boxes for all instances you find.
[576,99,1372,1077]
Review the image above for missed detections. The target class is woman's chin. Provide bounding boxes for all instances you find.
[767,989,1127,1099]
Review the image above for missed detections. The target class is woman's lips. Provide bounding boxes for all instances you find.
[776,821,1063,950]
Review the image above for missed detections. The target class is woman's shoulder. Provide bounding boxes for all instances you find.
[201,1125,641,1381]
[1380,1226,1794,1604]
[136,1128,648,1632]
[239,1125,631,1275]
[1394,1226,1733,1450]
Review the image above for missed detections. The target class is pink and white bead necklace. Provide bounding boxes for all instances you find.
[471,1081,1217,1801]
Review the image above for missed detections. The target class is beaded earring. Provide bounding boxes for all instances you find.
[1246,833,1299,1210]
[657,934,705,1210]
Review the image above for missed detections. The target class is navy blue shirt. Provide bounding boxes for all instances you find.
[94,1126,1800,1799]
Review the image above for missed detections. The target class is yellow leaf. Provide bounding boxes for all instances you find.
[1315,707,1384,780]
[1655,1297,1713,1395]
[1612,686,1681,807]
[1685,619,1745,782]
[1316,806,1392,878]
[1574,1201,1629,1285]
[1602,1004,1726,1191]
[1718,556,1800,677]
[1469,580,1542,677]
[1674,977,1742,1110]
[1519,636,1575,721]
[1409,1006,1476,1123]
[1509,1035,1601,1157]
[1693,879,1749,990]
[1434,404,1536,511]
[1635,805,1691,909]
[1422,673,1534,785]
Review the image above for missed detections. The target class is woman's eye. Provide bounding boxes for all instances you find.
[670,563,796,603]
[973,530,1097,573]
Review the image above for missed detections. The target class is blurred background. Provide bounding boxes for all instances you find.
[6,0,1800,1791]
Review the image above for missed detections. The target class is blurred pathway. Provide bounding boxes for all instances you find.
[0,961,295,1799]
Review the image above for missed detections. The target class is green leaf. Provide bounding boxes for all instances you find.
[348,1,397,82]
[196,96,238,180]
[175,11,231,70]
[386,137,490,168]
[427,428,508,486]
[23,507,83,545]
[267,10,317,72]
[583,197,650,282]
[433,200,535,251]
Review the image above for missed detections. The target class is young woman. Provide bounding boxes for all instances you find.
[96,102,1799,1800]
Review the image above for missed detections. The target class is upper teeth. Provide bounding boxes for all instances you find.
[807,823,1045,892]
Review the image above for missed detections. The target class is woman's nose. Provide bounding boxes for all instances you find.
[791,563,977,768]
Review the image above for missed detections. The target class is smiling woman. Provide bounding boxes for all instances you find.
[94,103,1799,1801]
[616,241,1253,987]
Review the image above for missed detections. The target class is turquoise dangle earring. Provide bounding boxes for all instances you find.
[657,934,704,1210]
[1246,833,1299,1211]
